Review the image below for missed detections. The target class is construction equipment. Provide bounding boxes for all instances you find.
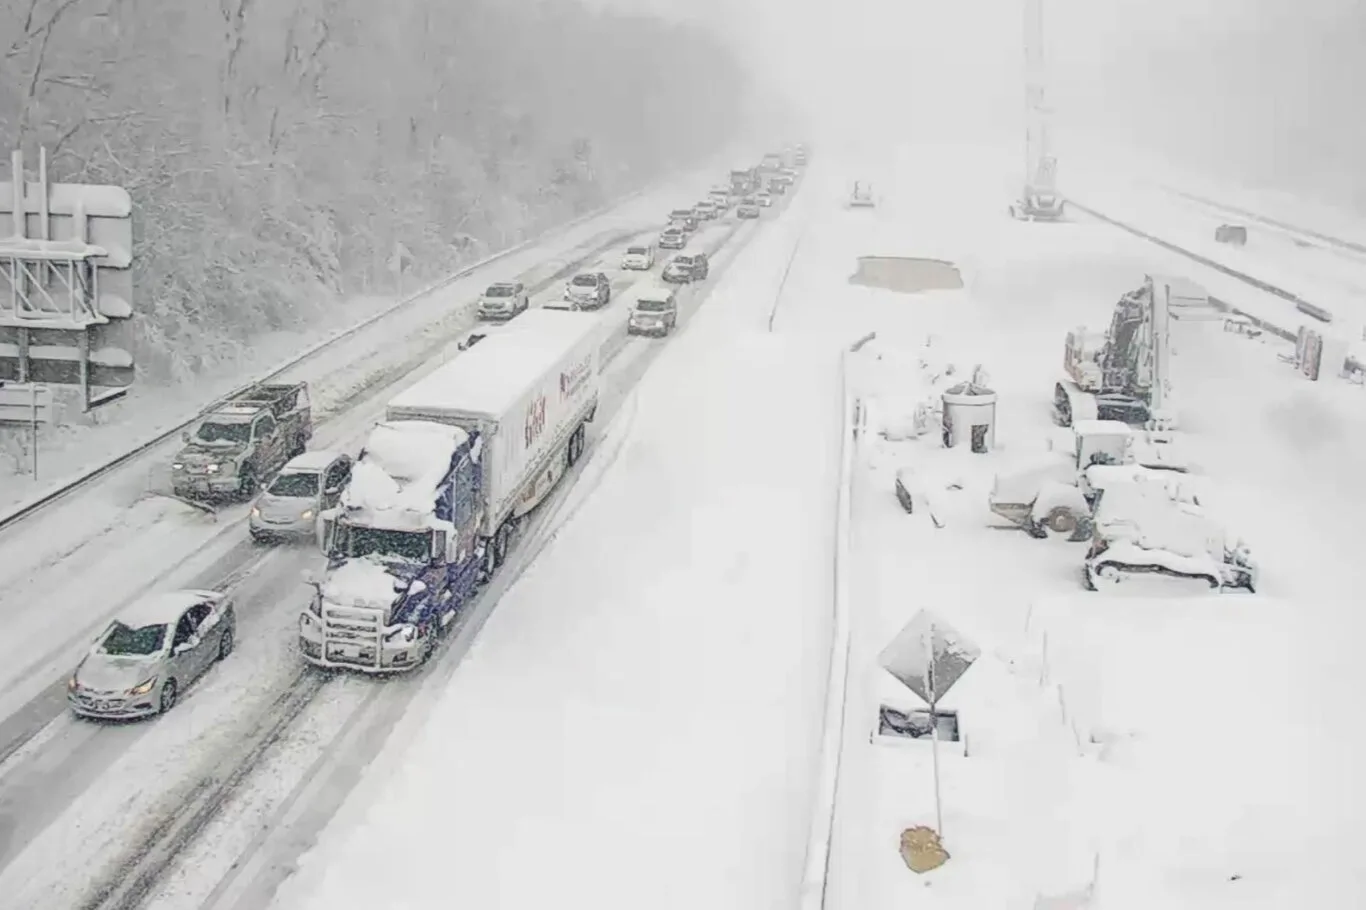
[1083,482,1257,593]
[1009,0,1066,223]
[988,419,1191,540]
[1053,276,1178,430]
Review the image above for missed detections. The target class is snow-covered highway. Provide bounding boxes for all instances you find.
[0,170,784,910]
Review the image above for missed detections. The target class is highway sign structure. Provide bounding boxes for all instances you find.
[0,146,135,409]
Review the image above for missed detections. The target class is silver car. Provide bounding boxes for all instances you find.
[68,589,237,718]
[477,281,529,321]
[250,450,353,542]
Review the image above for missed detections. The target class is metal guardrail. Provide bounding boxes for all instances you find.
[798,333,871,910]
[0,184,668,535]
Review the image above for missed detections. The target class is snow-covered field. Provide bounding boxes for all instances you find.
[271,173,840,910]
[1065,160,1366,340]
[785,143,1366,908]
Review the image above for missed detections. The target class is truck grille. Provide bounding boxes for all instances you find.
[321,604,384,666]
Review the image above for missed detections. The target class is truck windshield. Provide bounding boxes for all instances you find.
[345,526,430,563]
[196,421,250,444]
[268,472,319,497]
[485,285,515,297]
[636,300,670,312]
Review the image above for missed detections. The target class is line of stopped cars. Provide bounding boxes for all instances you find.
[69,145,809,721]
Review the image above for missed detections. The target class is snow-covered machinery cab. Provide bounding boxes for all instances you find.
[987,421,1190,541]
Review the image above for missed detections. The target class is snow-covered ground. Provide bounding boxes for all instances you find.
[268,173,841,910]
[785,143,1366,908]
[1065,159,1366,342]
[0,177,776,909]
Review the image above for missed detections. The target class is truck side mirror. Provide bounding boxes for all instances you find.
[430,530,447,564]
[319,516,337,554]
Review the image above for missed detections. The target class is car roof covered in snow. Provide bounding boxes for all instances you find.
[205,405,262,422]
[635,285,674,304]
[282,450,345,473]
[386,308,600,420]
[116,589,223,627]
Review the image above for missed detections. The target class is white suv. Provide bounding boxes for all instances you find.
[621,244,655,270]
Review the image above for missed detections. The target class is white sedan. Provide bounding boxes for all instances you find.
[620,244,655,270]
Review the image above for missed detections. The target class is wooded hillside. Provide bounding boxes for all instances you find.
[0,0,749,380]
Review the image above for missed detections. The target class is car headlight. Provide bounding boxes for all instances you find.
[172,462,184,471]
[206,464,220,473]
[251,506,261,518]
[128,677,157,696]
[300,509,315,521]
[68,675,78,692]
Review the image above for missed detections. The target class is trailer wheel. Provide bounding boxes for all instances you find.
[567,424,586,466]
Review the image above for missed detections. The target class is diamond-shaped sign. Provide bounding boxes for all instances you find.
[879,609,980,706]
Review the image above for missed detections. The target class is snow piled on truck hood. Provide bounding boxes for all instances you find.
[321,556,398,610]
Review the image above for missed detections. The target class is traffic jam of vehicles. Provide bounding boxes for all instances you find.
[72,145,809,715]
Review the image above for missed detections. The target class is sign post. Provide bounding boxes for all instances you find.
[878,609,981,841]
[0,381,53,477]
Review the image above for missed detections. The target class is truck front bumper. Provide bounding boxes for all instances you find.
[298,614,427,673]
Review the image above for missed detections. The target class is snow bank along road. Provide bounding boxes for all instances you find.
[0,172,793,910]
[264,172,842,910]
[783,143,1365,908]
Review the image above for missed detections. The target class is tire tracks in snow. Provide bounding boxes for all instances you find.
[67,203,794,910]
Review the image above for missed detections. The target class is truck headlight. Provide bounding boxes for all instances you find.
[300,509,314,521]
[128,677,157,696]
[385,624,417,645]
[68,675,79,693]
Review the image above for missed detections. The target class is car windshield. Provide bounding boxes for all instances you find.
[268,471,319,497]
[636,299,670,312]
[485,285,515,297]
[195,421,250,444]
[571,275,598,287]
[101,621,167,656]
[344,526,431,562]
[627,247,648,255]
[673,257,694,266]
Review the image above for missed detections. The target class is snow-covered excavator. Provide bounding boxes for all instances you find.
[1053,276,1178,431]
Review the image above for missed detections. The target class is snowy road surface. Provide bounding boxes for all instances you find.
[270,179,840,910]
[0,176,778,909]
[800,143,1366,908]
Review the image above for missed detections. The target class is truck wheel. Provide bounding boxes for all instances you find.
[567,425,586,466]
[493,522,511,568]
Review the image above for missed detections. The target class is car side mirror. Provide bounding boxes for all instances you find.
[181,431,191,444]
[174,639,196,655]
[430,529,447,564]
[325,485,342,496]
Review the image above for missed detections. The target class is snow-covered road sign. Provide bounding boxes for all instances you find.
[879,609,980,706]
